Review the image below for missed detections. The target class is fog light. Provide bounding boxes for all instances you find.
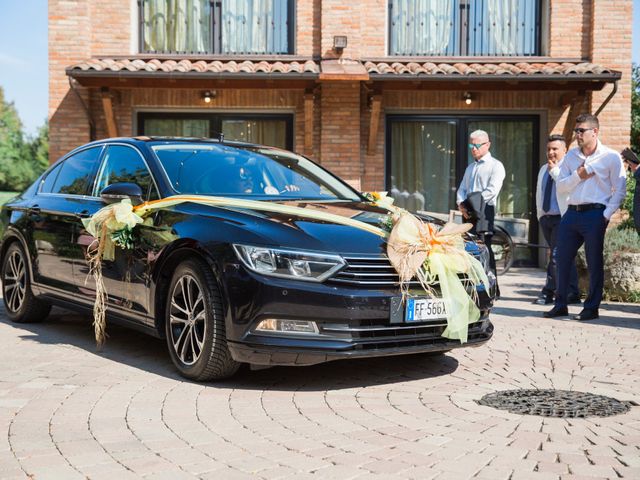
[256,319,319,335]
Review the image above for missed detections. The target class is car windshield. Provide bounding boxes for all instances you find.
[151,143,362,201]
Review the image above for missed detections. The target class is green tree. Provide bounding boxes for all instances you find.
[0,86,49,192]
[618,64,639,230]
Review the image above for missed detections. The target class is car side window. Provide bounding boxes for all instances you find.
[50,146,103,195]
[94,145,159,201]
[40,162,64,194]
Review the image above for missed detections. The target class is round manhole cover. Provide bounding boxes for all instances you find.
[477,389,632,418]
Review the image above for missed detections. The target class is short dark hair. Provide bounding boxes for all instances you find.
[547,134,566,144]
[575,113,599,129]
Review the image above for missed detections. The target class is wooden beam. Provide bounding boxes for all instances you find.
[562,94,586,144]
[100,87,118,138]
[304,92,314,155]
[367,94,382,155]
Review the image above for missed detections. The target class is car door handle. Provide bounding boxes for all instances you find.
[75,210,91,219]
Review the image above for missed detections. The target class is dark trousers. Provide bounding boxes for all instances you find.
[539,214,579,298]
[556,208,607,310]
[470,204,498,279]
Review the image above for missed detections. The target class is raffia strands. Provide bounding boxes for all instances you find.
[85,220,109,349]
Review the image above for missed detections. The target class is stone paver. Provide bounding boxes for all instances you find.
[0,268,638,479]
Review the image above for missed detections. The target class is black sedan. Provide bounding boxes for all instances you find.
[0,137,496,381]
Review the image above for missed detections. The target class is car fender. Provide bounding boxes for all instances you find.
[148,238,231,337]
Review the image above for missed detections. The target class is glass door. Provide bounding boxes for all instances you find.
[387,119,457,213]
[387,114,539,266]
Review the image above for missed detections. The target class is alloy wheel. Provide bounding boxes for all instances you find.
[169,274,206,365]
[3,250,26,313]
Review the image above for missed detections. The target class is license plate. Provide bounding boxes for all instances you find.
[405,298,448,322]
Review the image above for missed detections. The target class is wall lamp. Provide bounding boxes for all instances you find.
[333,35,347,53]
[202,90,217,103]
[463,92,473,105]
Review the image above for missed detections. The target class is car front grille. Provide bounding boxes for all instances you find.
[329,255,405,287]
[328,255,477,294]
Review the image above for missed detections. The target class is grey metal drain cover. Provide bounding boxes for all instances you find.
[477,389,633,418]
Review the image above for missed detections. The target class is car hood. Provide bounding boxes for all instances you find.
[170,199,446,256]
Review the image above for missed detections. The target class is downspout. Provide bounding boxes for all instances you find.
[68,77,96,141]
[594,80,618,116]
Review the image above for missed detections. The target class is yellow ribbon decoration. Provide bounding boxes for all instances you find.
[387,211,489,343]
[82,194,488,347]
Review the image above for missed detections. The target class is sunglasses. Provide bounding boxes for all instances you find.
[573,127,594,135]
[468,142,488,149]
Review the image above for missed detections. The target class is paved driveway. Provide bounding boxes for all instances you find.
[0,269,638,480]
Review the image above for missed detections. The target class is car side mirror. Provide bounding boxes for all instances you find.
[100,182,144,206]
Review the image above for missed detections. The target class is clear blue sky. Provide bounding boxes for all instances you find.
[0,0,638,137]
[0,0,47,136]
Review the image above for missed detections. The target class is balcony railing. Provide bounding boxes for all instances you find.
[139,0,293,55]
[389,0,541,57]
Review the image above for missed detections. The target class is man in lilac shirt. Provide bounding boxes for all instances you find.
[544,114,627,321]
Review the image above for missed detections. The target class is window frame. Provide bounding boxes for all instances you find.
[137,112,294,151]
[138,0,296,55]
[387,0,545,57]
[92,143,161,201]
[38,145,105,198]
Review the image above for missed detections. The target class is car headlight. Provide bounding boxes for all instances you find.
[232,245,345,282]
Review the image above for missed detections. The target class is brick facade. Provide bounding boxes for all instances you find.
[50,0,632,178]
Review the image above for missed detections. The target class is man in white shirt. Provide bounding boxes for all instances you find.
[533,134,580,305]
[456,129,506,280]
[544,114,627,321]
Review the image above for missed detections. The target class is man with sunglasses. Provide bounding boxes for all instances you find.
[544,114,627,321]
[456,130,506,285]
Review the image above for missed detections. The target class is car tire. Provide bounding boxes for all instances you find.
[165,258,240,381]
[1,242,51,323]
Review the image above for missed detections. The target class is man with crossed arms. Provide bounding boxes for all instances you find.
[544,114,626,321]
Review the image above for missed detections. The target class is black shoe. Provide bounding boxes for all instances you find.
[567,295,582,305]
[533,295,554,305]
[572,309,599,321]
[543,306,568,318]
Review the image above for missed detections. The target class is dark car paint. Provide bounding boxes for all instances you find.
[0,137,494,367]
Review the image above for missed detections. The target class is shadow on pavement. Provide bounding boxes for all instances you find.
[4,306,460,391]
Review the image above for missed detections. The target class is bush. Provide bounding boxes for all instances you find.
[576,228,640,302]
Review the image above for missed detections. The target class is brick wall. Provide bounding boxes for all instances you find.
[590,0,633,150]
[549,0,592,58]
[49,0,91,161]
[320,82,361,188]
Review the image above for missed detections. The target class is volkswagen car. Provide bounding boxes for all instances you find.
[0,137,496,380]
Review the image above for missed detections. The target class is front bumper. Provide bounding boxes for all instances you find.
[223,265,497,367]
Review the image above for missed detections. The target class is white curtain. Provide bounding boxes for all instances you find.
[143,0,211,53]
[390,0,452,55]
[487,0,519,55]
[222,0,289,54]
[390,121,456,213]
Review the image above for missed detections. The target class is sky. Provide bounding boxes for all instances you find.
[0,0,638,137]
